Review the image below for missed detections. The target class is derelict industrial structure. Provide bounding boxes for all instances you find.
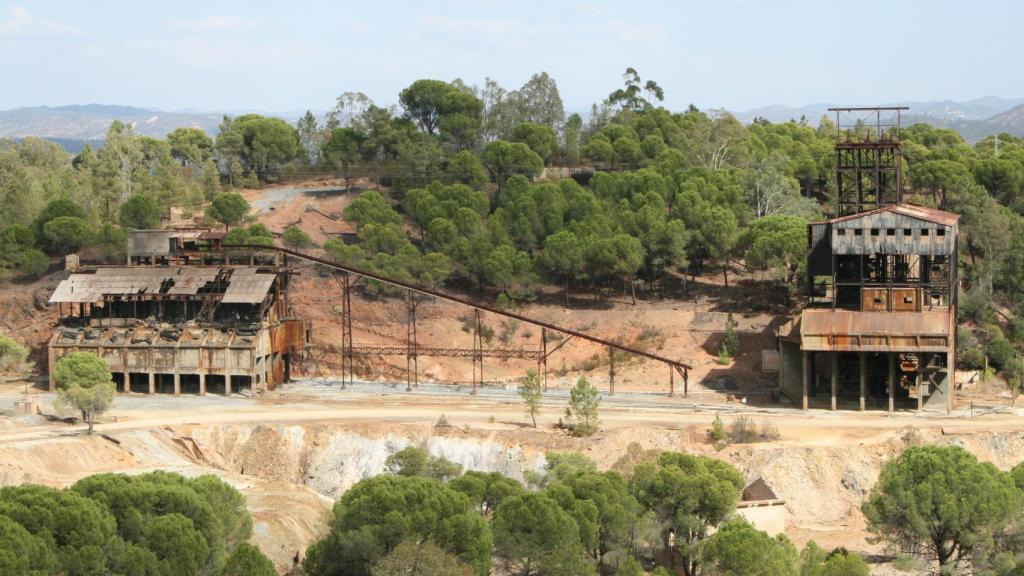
[47,230,308,395]
[778,107,959,411]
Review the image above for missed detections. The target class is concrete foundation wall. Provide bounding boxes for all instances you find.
[736,503,786,536]
[778,340,803,406]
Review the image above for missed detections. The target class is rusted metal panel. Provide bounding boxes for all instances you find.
[862,288,888,311]
[891,288,919,311]
[800,309,951,352]
[270,320,306,352]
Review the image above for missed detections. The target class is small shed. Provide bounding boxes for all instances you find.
[736,478,786,536]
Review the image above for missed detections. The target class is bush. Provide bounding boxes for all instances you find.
[282,225,312,249]
[15,248,49,278]
[119,194,161,229]
[986,336,1017,371]
[958,328,986,370]
[729,416,759,443]
[959,288,991,324]
[719,313,741,358]
[707,415,727,442]
[42,216,93,255]
[567,377,600,437]
[0,334,28,372]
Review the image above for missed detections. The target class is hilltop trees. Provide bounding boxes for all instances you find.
[216,114,300,181]
[322,127,366,191]
[167,127,213,168]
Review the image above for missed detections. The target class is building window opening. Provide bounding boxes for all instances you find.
[854,229,863,236]
[904,228,912,236]
[870,228,880,236]
[921,228,930,237]
[936,228,946,237]
[837,229,846,236]
[886,229,895,236]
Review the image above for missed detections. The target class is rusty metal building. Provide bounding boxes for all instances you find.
[47,231,307,396]
[778,108,959,411]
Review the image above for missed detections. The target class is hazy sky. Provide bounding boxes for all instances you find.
[1,0,1019,113]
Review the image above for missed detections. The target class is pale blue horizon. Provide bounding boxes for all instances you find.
[1,0,1018,114]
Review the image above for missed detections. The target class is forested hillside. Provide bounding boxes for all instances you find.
[3,68,1024,380]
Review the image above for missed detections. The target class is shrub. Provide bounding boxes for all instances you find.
[0,334,28,372]
[282,225,312,249]
[729,416,759,443]
[15,248,49,278]
[707,415,727,442]
[567,377,600,436]
[986,336,1016,371]
[719,313,741,358]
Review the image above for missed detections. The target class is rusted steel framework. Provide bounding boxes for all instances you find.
[235,245,691,396]
[828,107,907,217]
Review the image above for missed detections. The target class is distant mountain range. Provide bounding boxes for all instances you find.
[0,104,225,152]
[732,96,1024,142]
[4,98,1024,154]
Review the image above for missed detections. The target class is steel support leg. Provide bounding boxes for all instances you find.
[830,352,838,411]
[859,352,867,412]
[608,346,615,395]
[888,354,895,413]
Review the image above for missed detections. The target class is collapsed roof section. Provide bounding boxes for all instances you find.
[49,266,276,305]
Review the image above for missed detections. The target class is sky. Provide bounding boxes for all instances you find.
[0,0,1020,114]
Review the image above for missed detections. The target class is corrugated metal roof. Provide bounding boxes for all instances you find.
[166,268,219,294]
[49,266,258,303]
[221,268,275,304]
[827,203,959,226]
[801,309,950,336]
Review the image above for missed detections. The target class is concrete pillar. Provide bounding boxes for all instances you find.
[888,354,895,413]
[830,352,838,411]
[225,375,233,396]
[199,373,206,396]
[801,350,809,410]
[859,353,867,412]
[917,362,923,412]
[148,372,155,395]
[947,351,955,414]
[122,372,130,394]
[173,373,181,396]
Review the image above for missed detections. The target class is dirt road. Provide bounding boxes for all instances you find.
[3,380,1020,447]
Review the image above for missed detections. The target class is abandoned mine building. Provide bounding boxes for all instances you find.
[47,229,308,395]
[778,107,958,412]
